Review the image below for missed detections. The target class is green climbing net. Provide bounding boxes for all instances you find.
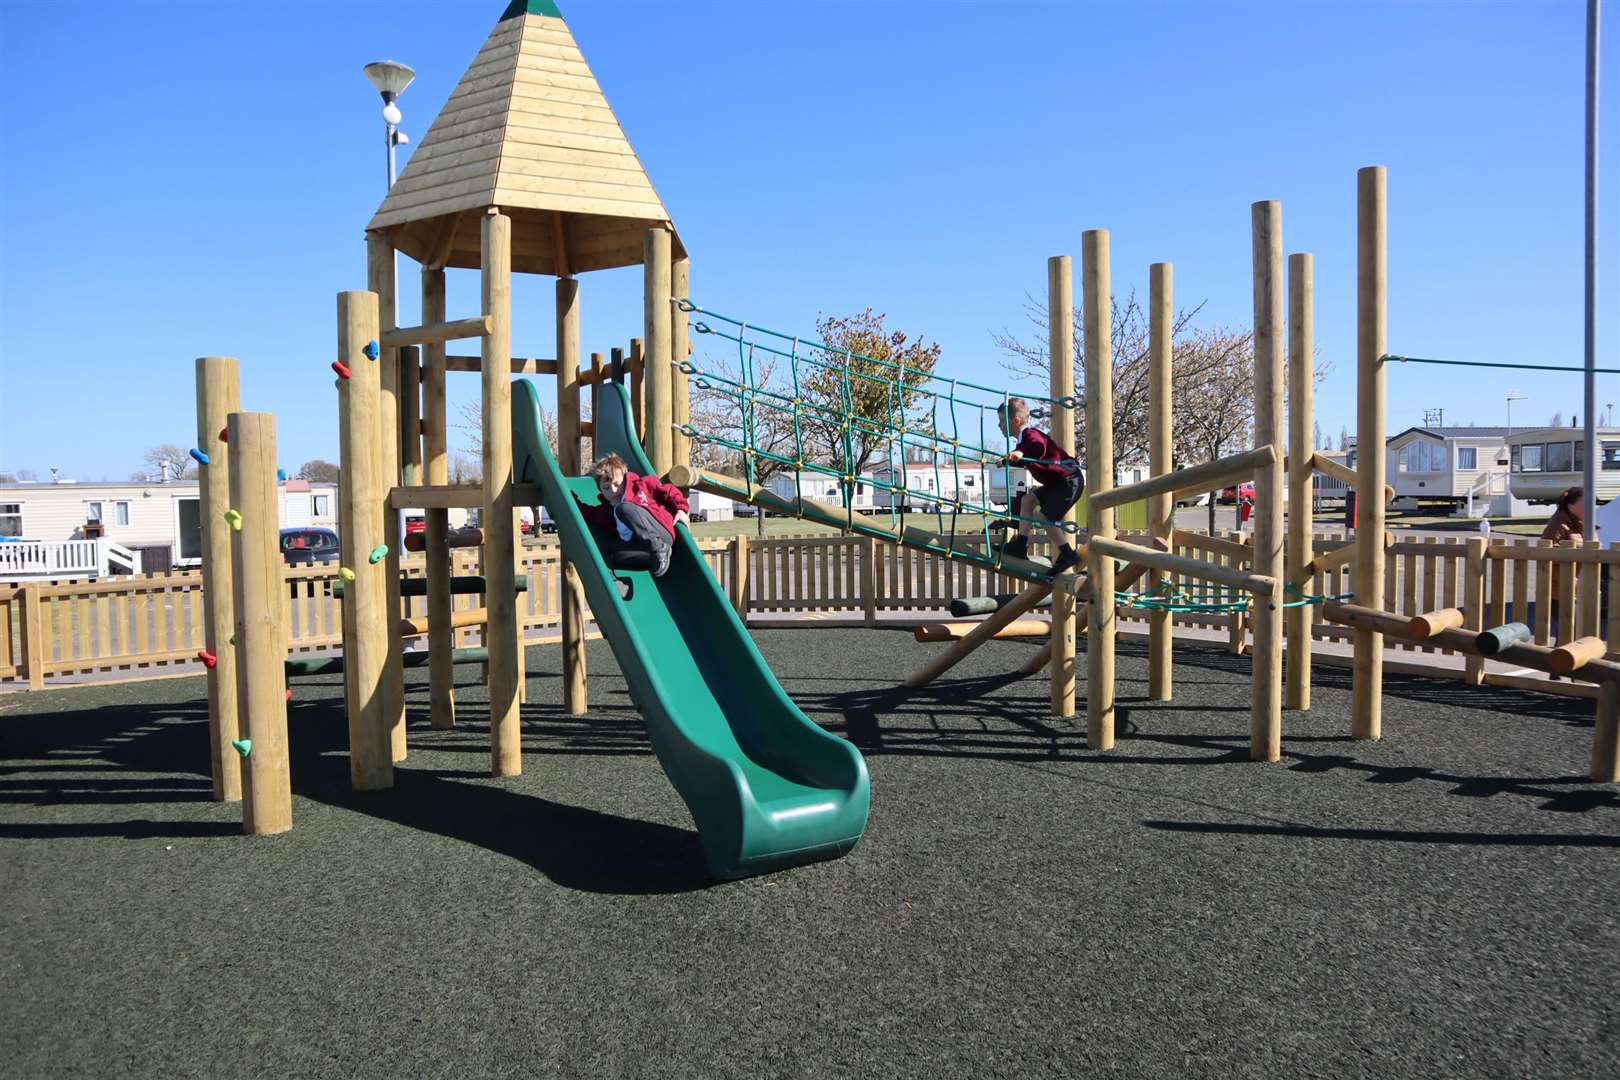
[1118,581,1349,614]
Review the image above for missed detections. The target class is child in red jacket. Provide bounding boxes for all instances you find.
[996,397,1085,575]
[575,452,690,578]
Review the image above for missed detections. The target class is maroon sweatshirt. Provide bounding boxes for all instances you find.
[1014,426,1081,486]
[574,471,690,539]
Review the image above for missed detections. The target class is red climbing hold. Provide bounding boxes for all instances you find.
[285,688,293,702]
[219,426,229,442]
[197,649,217,669]
[332,360,352,380]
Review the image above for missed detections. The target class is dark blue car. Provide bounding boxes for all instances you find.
[280,527,340,566]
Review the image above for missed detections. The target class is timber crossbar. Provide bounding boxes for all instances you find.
[1310,452,1395,503]
[380,315,493,349]
[1088,535,1277,596]
[1323,600,1620,684]
[443,356,558,375]
[1090,444,1280,511]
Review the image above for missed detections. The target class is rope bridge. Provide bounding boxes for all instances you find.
[674,300,1077,569]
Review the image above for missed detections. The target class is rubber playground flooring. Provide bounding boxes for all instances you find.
[2,628,1616,1080]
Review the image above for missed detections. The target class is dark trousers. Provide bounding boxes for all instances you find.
[598,502,672,574]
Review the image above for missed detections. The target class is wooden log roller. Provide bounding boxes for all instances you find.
[1476,623,1533,656]
[914,619,1051,643]
[1407,608,1464,638]
[1549,636,1608,675]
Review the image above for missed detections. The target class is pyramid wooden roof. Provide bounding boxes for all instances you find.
[366,0,683,276]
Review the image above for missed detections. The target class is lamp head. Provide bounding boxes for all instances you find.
[364,60,416,99]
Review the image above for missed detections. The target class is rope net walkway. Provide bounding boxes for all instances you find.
[675,300,1077,567]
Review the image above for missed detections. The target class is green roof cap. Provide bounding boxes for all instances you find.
[500,0,562,20]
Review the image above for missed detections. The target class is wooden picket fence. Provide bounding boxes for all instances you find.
[3,531,1614,691]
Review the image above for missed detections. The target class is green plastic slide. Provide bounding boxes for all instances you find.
[512,379,869,880]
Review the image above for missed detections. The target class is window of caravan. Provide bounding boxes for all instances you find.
[1545,442,1574,473]
[1457,447,1477,470]
[1519,444,1543,472]
[1605,443,1620,471]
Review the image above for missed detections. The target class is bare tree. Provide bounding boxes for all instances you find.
[141,444,196,482]
[297,459,341,484]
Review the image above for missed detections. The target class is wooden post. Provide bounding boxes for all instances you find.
[482,210,521,777]
[557,276,588,715]
[1251,201,1284,762]
[628,341,645,441]
[730,534,750,618]
[1463,536,1487,684]
[1285,253,1314,711]
[1083,230,1116,750]
[366,234,407,762]
[338,290,392,790]
[644,228,674,474]
[1594,681,1620,783]
[20,583,44,691]
[672,256,692,470]
[860,535,877,627]
[228,411,291,834]
[401,345,422,485]
[422,266,455,728]
[1353,166,1388,741]
[1048,255,1077,718]
[1147,263,1173,701]
[195,356,241,800]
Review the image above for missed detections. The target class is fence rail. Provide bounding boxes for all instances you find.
[3,531,1611,691]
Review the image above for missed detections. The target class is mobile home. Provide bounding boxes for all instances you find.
[1506,426,1620,504]
[764,471,879,514]
[1385,426,1514,510]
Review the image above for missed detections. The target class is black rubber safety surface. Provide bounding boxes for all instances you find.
[2,629,1616,1079]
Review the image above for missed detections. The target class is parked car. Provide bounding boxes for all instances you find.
[405,515,426,537]
[281,527,340,566]
[1218,482,1257,505]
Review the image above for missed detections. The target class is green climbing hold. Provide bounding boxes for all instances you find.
[231,738,252,758]
[229,634,236,646]
[368,544,389,564]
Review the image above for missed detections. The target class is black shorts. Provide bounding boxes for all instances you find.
[1033,470,1085,522]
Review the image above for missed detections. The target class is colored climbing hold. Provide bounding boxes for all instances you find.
[223,509,243,531]
[231,738,252,758]
[363,340,379,361]
[219,426,229,443]
[332,360,352,380]
[197,649,217,669]
[190,448,210,466]
[339,567,356,581]
[285,688,293,702]
[368,543,389,564]
[228,634,236,646]
[276,469,287,482]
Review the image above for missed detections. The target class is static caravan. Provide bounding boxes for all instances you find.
[764,471,879,514]
[1384,426,1513,509]
[1507,427,1620,504]
[872,463,1003,513]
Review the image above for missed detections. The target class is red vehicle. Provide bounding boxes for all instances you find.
[1218,482,1256,505]
[405,515,426,537]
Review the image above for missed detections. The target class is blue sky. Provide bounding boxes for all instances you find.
[1,0,1615,479]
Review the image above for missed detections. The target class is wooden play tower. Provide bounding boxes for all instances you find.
[351,0,691,785]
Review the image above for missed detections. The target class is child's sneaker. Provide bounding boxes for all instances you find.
[1050,544,1081,575]
[999,535,1029,561]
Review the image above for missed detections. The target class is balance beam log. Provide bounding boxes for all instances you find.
[1325,601,1620,684]
[904,581,1054,689]
[1476,622,1533,655]
[1089,443,1280,511]
[334,574,525,598]
[286,647,491,679]
[399,608,487,639]
[950,592,1056,618]
[914,619,1050,643]
[1549,636,1609,674]
[1407,608,1464,638]
[404,528,482,553]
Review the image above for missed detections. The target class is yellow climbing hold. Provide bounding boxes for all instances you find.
[339,567,356,581]
[222,509,242,531]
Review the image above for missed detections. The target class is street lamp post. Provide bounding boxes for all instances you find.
[363,60,416,190]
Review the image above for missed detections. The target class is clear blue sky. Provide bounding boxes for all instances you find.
[1,0,1615,479]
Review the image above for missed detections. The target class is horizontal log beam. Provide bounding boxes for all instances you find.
[400,607,488,639]
[285,646,489,678]
[442,355,558,375]
[1322,600,1620,684]
[1300,533,1393,581]
[381,315,492,349]
[333,574,525,598]
[403,528,482,553]
[1310,452,1395,503]
[1171,528,1252,564]
[914,618,1050,643]
[1091,444,1280,511]
[1088,535,1277,596]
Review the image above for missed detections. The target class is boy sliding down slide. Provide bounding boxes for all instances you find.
[996,397,1085,576]
[575,452,690,579]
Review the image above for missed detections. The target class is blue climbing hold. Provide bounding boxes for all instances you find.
[364,340,379,361]
[231,738,252,758]
[276,468,287,482]
[190,448,210,466]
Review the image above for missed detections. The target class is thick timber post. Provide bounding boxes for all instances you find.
[1354,167,1388,741]
[1250,201,1284,762]
[1083,230,1116,750]
[1285,252,1315,710]
[1048,255,1077,718]
[644,228,674,474]
[558,276,588,714]
[196,356,241,801]
[1147,263,1174,701]
[483,210,521,776]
